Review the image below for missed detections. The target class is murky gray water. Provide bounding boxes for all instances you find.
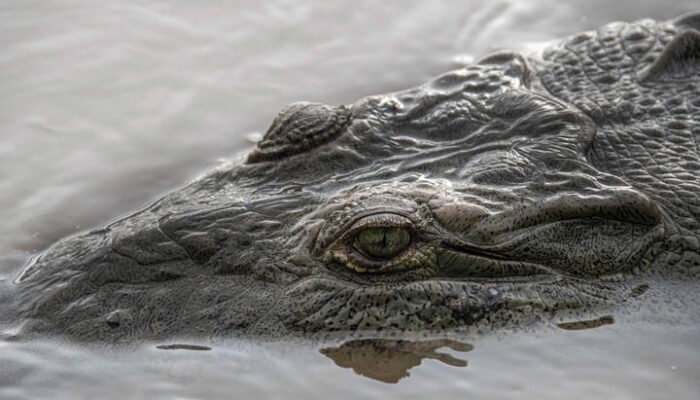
[1,1,699,399]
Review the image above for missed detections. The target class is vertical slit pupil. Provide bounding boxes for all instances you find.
[355,227,411,260]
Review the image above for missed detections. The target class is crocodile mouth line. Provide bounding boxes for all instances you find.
[440,240,510,261]
[438,240,559,280]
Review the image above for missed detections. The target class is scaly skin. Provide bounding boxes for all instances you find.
[6,13,699,342]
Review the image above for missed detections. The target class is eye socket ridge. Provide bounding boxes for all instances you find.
[346,212,414,232]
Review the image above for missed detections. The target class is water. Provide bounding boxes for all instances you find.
[1,324,698,399]
[1,0,699,398]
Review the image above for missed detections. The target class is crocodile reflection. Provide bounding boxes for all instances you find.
[321,338,473,383]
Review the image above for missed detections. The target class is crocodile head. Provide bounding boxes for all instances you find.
[11,49,673,341]
[235,52,666,334]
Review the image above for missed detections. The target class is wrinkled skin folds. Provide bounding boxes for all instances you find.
[8,13,700,341]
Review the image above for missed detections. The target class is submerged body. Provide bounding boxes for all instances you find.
[6,13,700,341]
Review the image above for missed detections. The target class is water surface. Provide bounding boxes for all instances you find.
[1,1,699,398]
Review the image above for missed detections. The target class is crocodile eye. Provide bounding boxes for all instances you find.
[354,226,411,260]
[321,212,427,273]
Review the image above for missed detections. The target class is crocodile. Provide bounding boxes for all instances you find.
[4,12,699,342]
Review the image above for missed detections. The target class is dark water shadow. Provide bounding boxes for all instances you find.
[557,315,615,331]
[320,338,473,383]
[156,344,212,351]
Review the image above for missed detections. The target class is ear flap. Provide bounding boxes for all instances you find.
[477,51,533,88]
[639,29,700,82]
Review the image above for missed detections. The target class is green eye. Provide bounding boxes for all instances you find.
[354,227,411,259]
